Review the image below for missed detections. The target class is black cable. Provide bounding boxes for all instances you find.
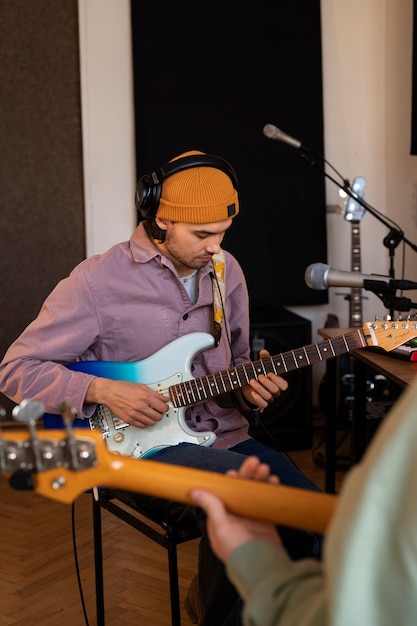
[71,501,90,626]
[249,406,309,471]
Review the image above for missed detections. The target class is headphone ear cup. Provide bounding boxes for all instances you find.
[135,174,162,219]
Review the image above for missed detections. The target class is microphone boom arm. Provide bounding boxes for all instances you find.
[263,123,417,285]
[363,279,416,312]
[298,151,417,256]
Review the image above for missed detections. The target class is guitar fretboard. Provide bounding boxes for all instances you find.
[169,328,369,408]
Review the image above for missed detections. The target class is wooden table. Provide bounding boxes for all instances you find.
[318,327,417,493]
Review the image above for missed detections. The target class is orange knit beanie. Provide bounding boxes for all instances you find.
[156,150,239,224]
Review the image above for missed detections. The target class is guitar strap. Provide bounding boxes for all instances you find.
[211,250,226,346]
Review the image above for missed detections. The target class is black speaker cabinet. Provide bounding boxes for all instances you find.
[246,307,312,450]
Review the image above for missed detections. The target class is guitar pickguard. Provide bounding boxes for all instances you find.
[89,373,214,459]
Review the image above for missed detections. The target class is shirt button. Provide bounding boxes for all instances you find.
[183,313,189,320]
[196,415,201,422]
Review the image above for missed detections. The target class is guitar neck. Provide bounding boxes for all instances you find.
[345,175,366,327]
[170,328,370,408]
[2,428,338,534]
[350,220,363,327]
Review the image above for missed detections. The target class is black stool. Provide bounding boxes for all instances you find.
[92,489,201,626]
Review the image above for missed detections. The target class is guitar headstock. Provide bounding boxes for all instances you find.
[0,399,112,503]
[362,319,417,351]
[344,176,366,222]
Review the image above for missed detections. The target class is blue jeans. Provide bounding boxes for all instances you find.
[125,439,323,626]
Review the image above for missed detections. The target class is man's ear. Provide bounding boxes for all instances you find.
[155,217,168,230]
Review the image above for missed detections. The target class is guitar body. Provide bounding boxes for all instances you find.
[46,333,218,459]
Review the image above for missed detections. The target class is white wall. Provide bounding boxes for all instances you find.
[78,0,136,254]
[78,0,417,403]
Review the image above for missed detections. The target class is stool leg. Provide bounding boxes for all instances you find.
[92,493,105,626]
[167,543,181,626]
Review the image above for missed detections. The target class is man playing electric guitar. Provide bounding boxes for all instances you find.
[0,151,322,625]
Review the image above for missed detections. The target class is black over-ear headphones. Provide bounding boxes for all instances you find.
[135,154,239,220]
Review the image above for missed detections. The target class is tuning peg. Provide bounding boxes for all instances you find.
[12,399,45,424]
[11,400,45,470]
[57,400,79,442]
[0,405,6,431]
[58,401,77,424]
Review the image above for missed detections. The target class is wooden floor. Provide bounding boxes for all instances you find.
[0,421,349,626]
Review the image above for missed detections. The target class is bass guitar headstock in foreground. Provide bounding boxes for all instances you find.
[1,400,337,534]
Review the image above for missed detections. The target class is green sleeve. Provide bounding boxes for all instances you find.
[227,540,327,626]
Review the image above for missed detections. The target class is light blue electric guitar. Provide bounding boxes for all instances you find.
[46,322,417,459]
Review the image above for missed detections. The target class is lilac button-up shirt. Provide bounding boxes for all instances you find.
[0,223,253,448]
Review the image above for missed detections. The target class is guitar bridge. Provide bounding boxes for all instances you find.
[90,404,128,435]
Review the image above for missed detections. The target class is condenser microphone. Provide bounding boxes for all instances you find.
[305,263,417,291]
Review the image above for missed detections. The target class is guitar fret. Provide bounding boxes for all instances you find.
[247,362,258,379]
[303,345,316,363]
[327,340,336,357]
[191,379,203,402]
[266,357,276,375]
[258,360,267,375]
[226,369,235,390]
[182,381,195,404]
[259,359,267,375]
[204,375,216,396]
[174,386,186,406]
[312,343,324,360]
[358,329,368,348]
[308,343,322,361]
[230,368,245,389]
[294,348,308,368]
[277,355,288,372]
[216,372,228,393]
[283,355,291,372]
[239,365,251,384]
[170,386,180,406]
[272,354,286,372]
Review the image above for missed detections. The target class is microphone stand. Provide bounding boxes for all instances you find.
[363,279,417,313]
[298,149,417,279]
[263,126,417,316]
